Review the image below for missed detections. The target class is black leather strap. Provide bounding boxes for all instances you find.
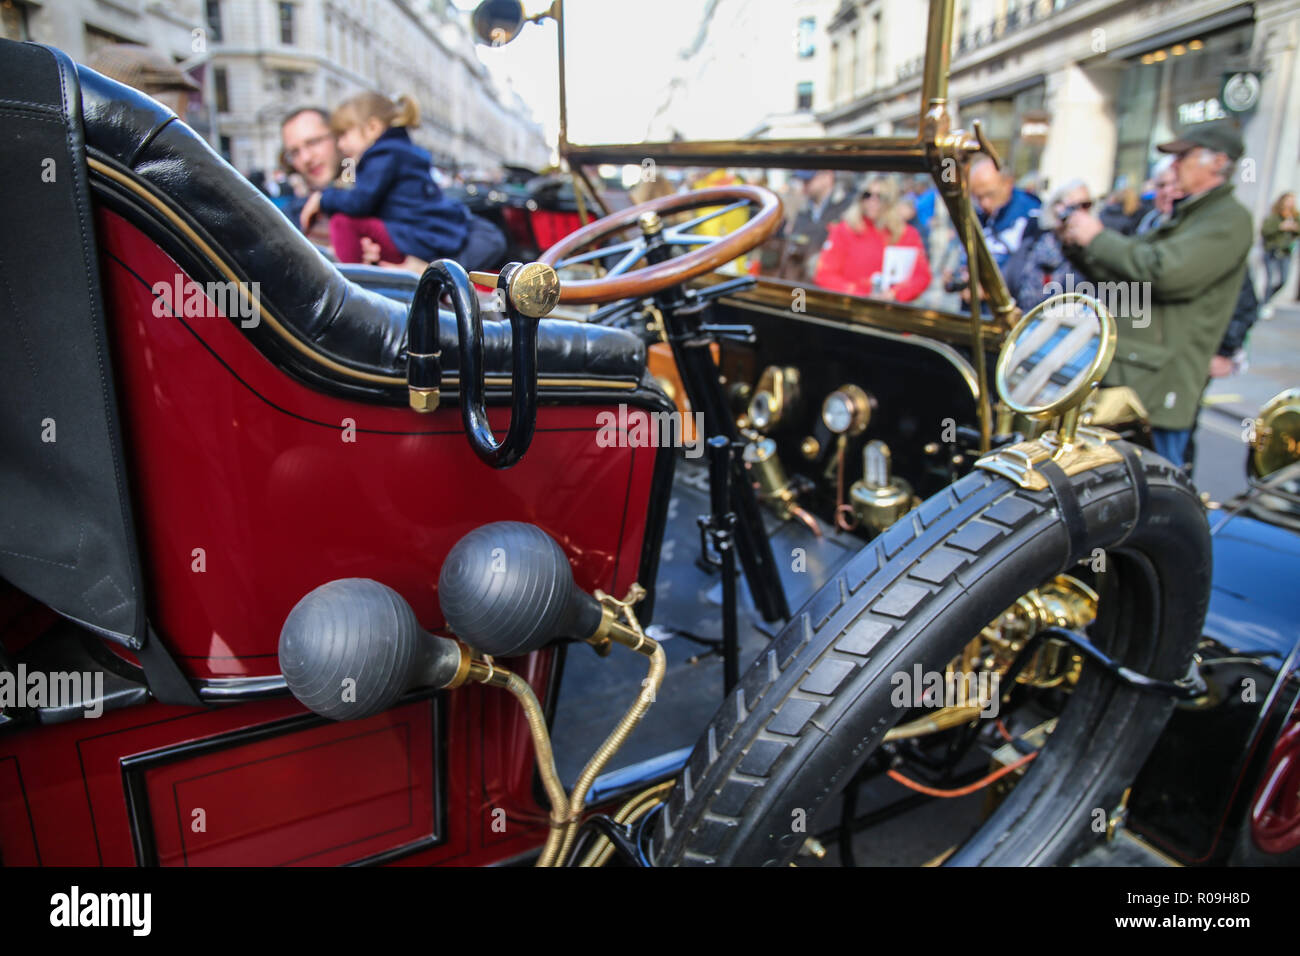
[137,628,202,707]
[1111,442,1149,549]
[1038,459,1088,570]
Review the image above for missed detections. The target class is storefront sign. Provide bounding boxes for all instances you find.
[1221,71,1262,113]
[1176,97,1227,125]
[1019,109,1050,145]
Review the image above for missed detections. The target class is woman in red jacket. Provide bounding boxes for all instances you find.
[814,176,931,301]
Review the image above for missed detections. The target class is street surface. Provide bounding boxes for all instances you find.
[1195,302,1299,502]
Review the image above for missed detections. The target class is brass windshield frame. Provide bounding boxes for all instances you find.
[552,0,1016,450]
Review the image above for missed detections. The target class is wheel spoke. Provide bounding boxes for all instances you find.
[608,242,649,276]
[667,200,751,235]
[661,233,719,247]
[557,238,638,269]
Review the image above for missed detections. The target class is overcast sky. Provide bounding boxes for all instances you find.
[453,0,713,149]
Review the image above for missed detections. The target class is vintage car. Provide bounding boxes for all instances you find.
[0,0,1296,869]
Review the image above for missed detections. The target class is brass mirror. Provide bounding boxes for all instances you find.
[995,292,1116,441]
[472,0,525,46]
[1251,388,1300,478]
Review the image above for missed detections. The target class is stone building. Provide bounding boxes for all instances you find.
[637,0,840,142]
[7,0,549,176]
[822,0,1300,242]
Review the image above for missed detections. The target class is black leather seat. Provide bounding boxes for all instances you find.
[75,63,644,398]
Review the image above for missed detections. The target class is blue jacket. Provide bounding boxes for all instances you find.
[318,127,468,260]
[978,187,1040,267]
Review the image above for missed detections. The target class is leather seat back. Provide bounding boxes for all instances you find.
[77,62,644,402]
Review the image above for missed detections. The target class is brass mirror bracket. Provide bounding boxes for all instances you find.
[926,105,999,453]
[974,417,1124,492]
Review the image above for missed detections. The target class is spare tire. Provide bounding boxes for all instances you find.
[651,447,1209,866]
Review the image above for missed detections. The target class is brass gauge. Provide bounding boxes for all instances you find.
[821,385,873,436]
[747,366,800,432]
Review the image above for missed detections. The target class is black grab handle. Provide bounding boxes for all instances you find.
[406,259,541,469]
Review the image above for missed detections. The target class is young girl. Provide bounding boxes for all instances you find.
[299,91,470,266]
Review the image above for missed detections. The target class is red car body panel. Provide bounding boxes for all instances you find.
[0,208,662,866]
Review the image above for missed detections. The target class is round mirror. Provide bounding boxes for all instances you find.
[472,0,525,46]
[1251,388,1300,478]
[995,292,1117,419]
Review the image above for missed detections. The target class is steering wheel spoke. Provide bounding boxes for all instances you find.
[660,233,721,248]
[607,242,650,276]
[555,237,640,270]
[666,199,752,235]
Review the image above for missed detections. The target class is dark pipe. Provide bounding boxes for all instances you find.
[406,259,540,469]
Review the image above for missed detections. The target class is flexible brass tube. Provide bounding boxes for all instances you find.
[467,661,570,868]
[578,779,676,867]
[883,703,987,740]
[550,640,667,866]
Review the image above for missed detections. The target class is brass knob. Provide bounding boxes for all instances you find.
[971,119,1002,171]
[507,261,561,319]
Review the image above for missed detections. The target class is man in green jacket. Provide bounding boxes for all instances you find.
[1062,124,1252,466]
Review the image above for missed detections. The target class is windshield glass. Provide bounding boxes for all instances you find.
[562,0,924,147]
[554,163,964,311]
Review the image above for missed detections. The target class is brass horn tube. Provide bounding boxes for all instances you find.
[466,659,570,866]
[578,779,675,868]
[550,640,667,866]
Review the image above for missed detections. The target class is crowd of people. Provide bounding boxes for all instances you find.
[762,124,1295,471]
[73,42,1298,474]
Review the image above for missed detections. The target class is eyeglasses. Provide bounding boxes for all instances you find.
[285,133,333,162]
[861,191,884,200]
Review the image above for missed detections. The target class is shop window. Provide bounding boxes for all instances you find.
[1113,21,1253,190]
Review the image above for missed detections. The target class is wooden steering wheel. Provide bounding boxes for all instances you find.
[537,185,784,305]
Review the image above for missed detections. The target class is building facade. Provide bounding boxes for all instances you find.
[822,0,1300,242]
[7,0,548,177]
[202,0,547,175]
[644,0,839,142]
